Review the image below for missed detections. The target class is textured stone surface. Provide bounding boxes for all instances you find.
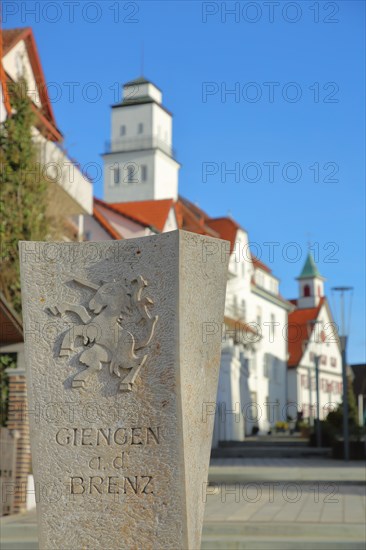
[19,230,229,550]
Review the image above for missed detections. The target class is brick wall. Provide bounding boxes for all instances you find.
[6,365,31,514]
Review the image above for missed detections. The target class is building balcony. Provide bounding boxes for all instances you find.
[225,304,247,323]
[104,136,177,159]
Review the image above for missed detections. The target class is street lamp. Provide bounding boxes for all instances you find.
[331,286,354,462]
[301,340,313,428]
[308,320,323,448]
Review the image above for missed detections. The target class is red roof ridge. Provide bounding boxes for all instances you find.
[205,217,240,253]
[209,216,241,228]
[175,198,219,237]
[177,196,211,221]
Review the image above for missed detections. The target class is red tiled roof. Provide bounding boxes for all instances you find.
[93,205,123,240]
[287,297,325,367]
[178,196,211,222]
[95,198,174,232]
[93,196,279,289]
[174,199,219,237]
[205,217,240,253]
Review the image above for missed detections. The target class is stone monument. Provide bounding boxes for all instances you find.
[19,230,229,549]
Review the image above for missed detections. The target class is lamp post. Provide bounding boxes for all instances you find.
[314,353,321,447]
[308,365,313,427]
[301,340,313,428]
[308,320,322,448]
[331,286,354,462]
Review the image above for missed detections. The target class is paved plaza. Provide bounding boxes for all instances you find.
[1,458,365,550]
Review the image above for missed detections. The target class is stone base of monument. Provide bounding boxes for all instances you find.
[19,230,229,550]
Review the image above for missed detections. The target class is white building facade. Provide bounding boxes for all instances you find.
[88,77,340,444]
[212,227,292,444]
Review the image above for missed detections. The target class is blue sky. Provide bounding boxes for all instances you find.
[3,0,365,363]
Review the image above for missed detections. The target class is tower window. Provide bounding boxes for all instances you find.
[304,284,311,297]
[120,125,126,136]
[138,123,143,134]
[141,165,147,182]
[113,167,120,185]
[127,165,134,183]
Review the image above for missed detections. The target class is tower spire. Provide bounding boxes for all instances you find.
[298,252,322,280]
[296,252,325,309]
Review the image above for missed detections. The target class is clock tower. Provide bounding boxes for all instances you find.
[102,77,180,203]
[297,252,325,309]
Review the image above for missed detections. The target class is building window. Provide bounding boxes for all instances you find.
[304,284,311,297]
[271,313,276,338]
[256,307,262,327]
[232,295,238,317]
[113,167,120,185]
[263,354,269,378]
[241,299,246,321]
[331,357,337,367]
[120,125,126,136]
[138,123,143,134]
[141,165,147,182]
[127,165,134,183]
[321,355,327,365]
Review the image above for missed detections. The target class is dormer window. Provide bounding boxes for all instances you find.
[138,123,143,134]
